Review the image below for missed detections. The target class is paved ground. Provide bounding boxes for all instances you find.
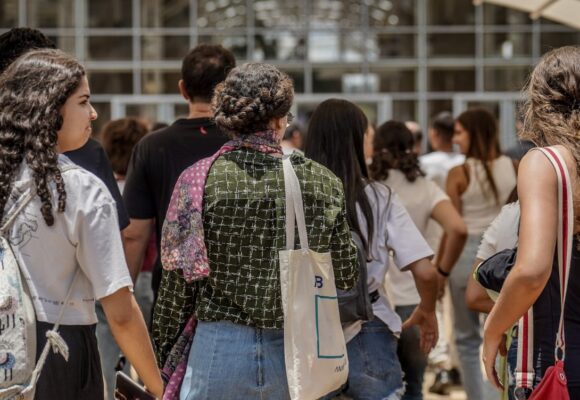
[423,371,467,400]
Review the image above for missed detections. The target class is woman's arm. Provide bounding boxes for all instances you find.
[401,258,439,354]
[465,258,495,313]
[482,150,558,389]
[101,288,164,398]
[431,199,467,295]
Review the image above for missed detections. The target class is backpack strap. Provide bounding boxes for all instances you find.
[0,191,35,236]
[515,146,574,393]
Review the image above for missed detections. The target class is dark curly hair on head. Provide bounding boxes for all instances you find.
[0,49,85,226]
[212,63,294,137]
[0,28,56,74]
[370,120,425,183]
[100,117,149,176]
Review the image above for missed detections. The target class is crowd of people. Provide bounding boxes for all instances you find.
[0,26,579,400]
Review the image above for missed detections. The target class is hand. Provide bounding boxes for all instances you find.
[482,320,504,392]
[436,274,447,300]
[401,306,438,354]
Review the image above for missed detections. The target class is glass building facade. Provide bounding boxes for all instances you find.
[1,0,578,148]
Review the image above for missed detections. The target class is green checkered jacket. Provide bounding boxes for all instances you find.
[152,149,358,367]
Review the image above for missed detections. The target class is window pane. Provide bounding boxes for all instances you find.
[142,0,189,27]
[252,32,305,61]
[306,30,367,62]
[254,0,303,28]
[428,34,475,57]
[87,36,132,60]
[428,0,475,25]
[540,31,580,53]
[281,69,304,93]
[429,68,476,92]
[393,100,416,122]
[484,66,531,91]
[142,36,190,61]
[142,70,180,94]
[47,36,76,56]
[125,104,158,126]
[311,0,362,29]
[0,0,17,27]
[197,0,247,28]
[428,100,453,119]
[198,34,247,60]
[368,33,415,59]
[88,71,133,94]
[369,0,416,27]
[369,68,415,92]
[484,33,532,58]
[27,0,74,28]
[88,0,132,28]
[483,4,531,25]
[312,66,363,93]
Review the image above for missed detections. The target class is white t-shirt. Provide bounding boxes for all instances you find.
[343,182,433,341]
[384,170,449,306]
[476,202,520,261]
[420,151,465,190]
[3,156,133,325]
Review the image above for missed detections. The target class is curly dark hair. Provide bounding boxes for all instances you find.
[0,28,56,74]
[521,46,580,175]
[0,49,85,226]
[100,117,149,176]
[212,63,294,136]
[370,120,425,183]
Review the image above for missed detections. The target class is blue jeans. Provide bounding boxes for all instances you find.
[325,319,404,399]
[180,320,291,400]
[396,305,427,400]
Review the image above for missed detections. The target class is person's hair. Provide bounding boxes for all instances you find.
[370,120,425,183]
[283,123,303,141]
[521,46,580,174]
[430,111,455,143]
[456,107,502,203]
[304,99,374,253]
[0,49,85,226]
[181,44,236,103]
[212,63,294,136]
[0,28,55,74]
[100,118,149,176]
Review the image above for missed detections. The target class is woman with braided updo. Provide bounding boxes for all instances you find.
[483,46,580,397]
[369,120,466,400]
[0,49,162,399]
[156,64,358,399]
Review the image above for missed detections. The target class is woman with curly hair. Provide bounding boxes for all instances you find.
[155,64,358,399]
[445,107,517,400]
[369,120,467,400]
[0,49,162,399]
[483,46,580,397]
[304,99,439,399]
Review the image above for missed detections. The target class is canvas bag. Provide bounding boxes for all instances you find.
[514,147,572,400]
[279,158,349,400]
[0,183,78,400]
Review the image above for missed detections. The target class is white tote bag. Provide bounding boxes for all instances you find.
[279,158,349,400]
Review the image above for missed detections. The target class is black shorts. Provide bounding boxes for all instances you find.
[35,321,103,400]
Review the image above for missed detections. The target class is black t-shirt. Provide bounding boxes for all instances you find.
[123,118,228,294]
[64,138,130,230]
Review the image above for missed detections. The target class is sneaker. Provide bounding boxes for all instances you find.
[428,370,451,395]
[448,367,461,385]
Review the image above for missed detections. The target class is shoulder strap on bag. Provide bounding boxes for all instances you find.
[283,157,309,251]
[515,146,574,392]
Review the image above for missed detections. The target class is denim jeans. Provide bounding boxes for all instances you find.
[395,305,427,400]
[180,320,291,400]
[324,319,404,400]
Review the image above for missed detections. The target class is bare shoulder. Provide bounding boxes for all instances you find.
[446,164,468,194]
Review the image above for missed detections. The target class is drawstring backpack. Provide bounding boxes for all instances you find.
[0,181,79,400]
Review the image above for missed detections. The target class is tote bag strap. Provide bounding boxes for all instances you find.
[282,157,309,251]
[515,146,574,392]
